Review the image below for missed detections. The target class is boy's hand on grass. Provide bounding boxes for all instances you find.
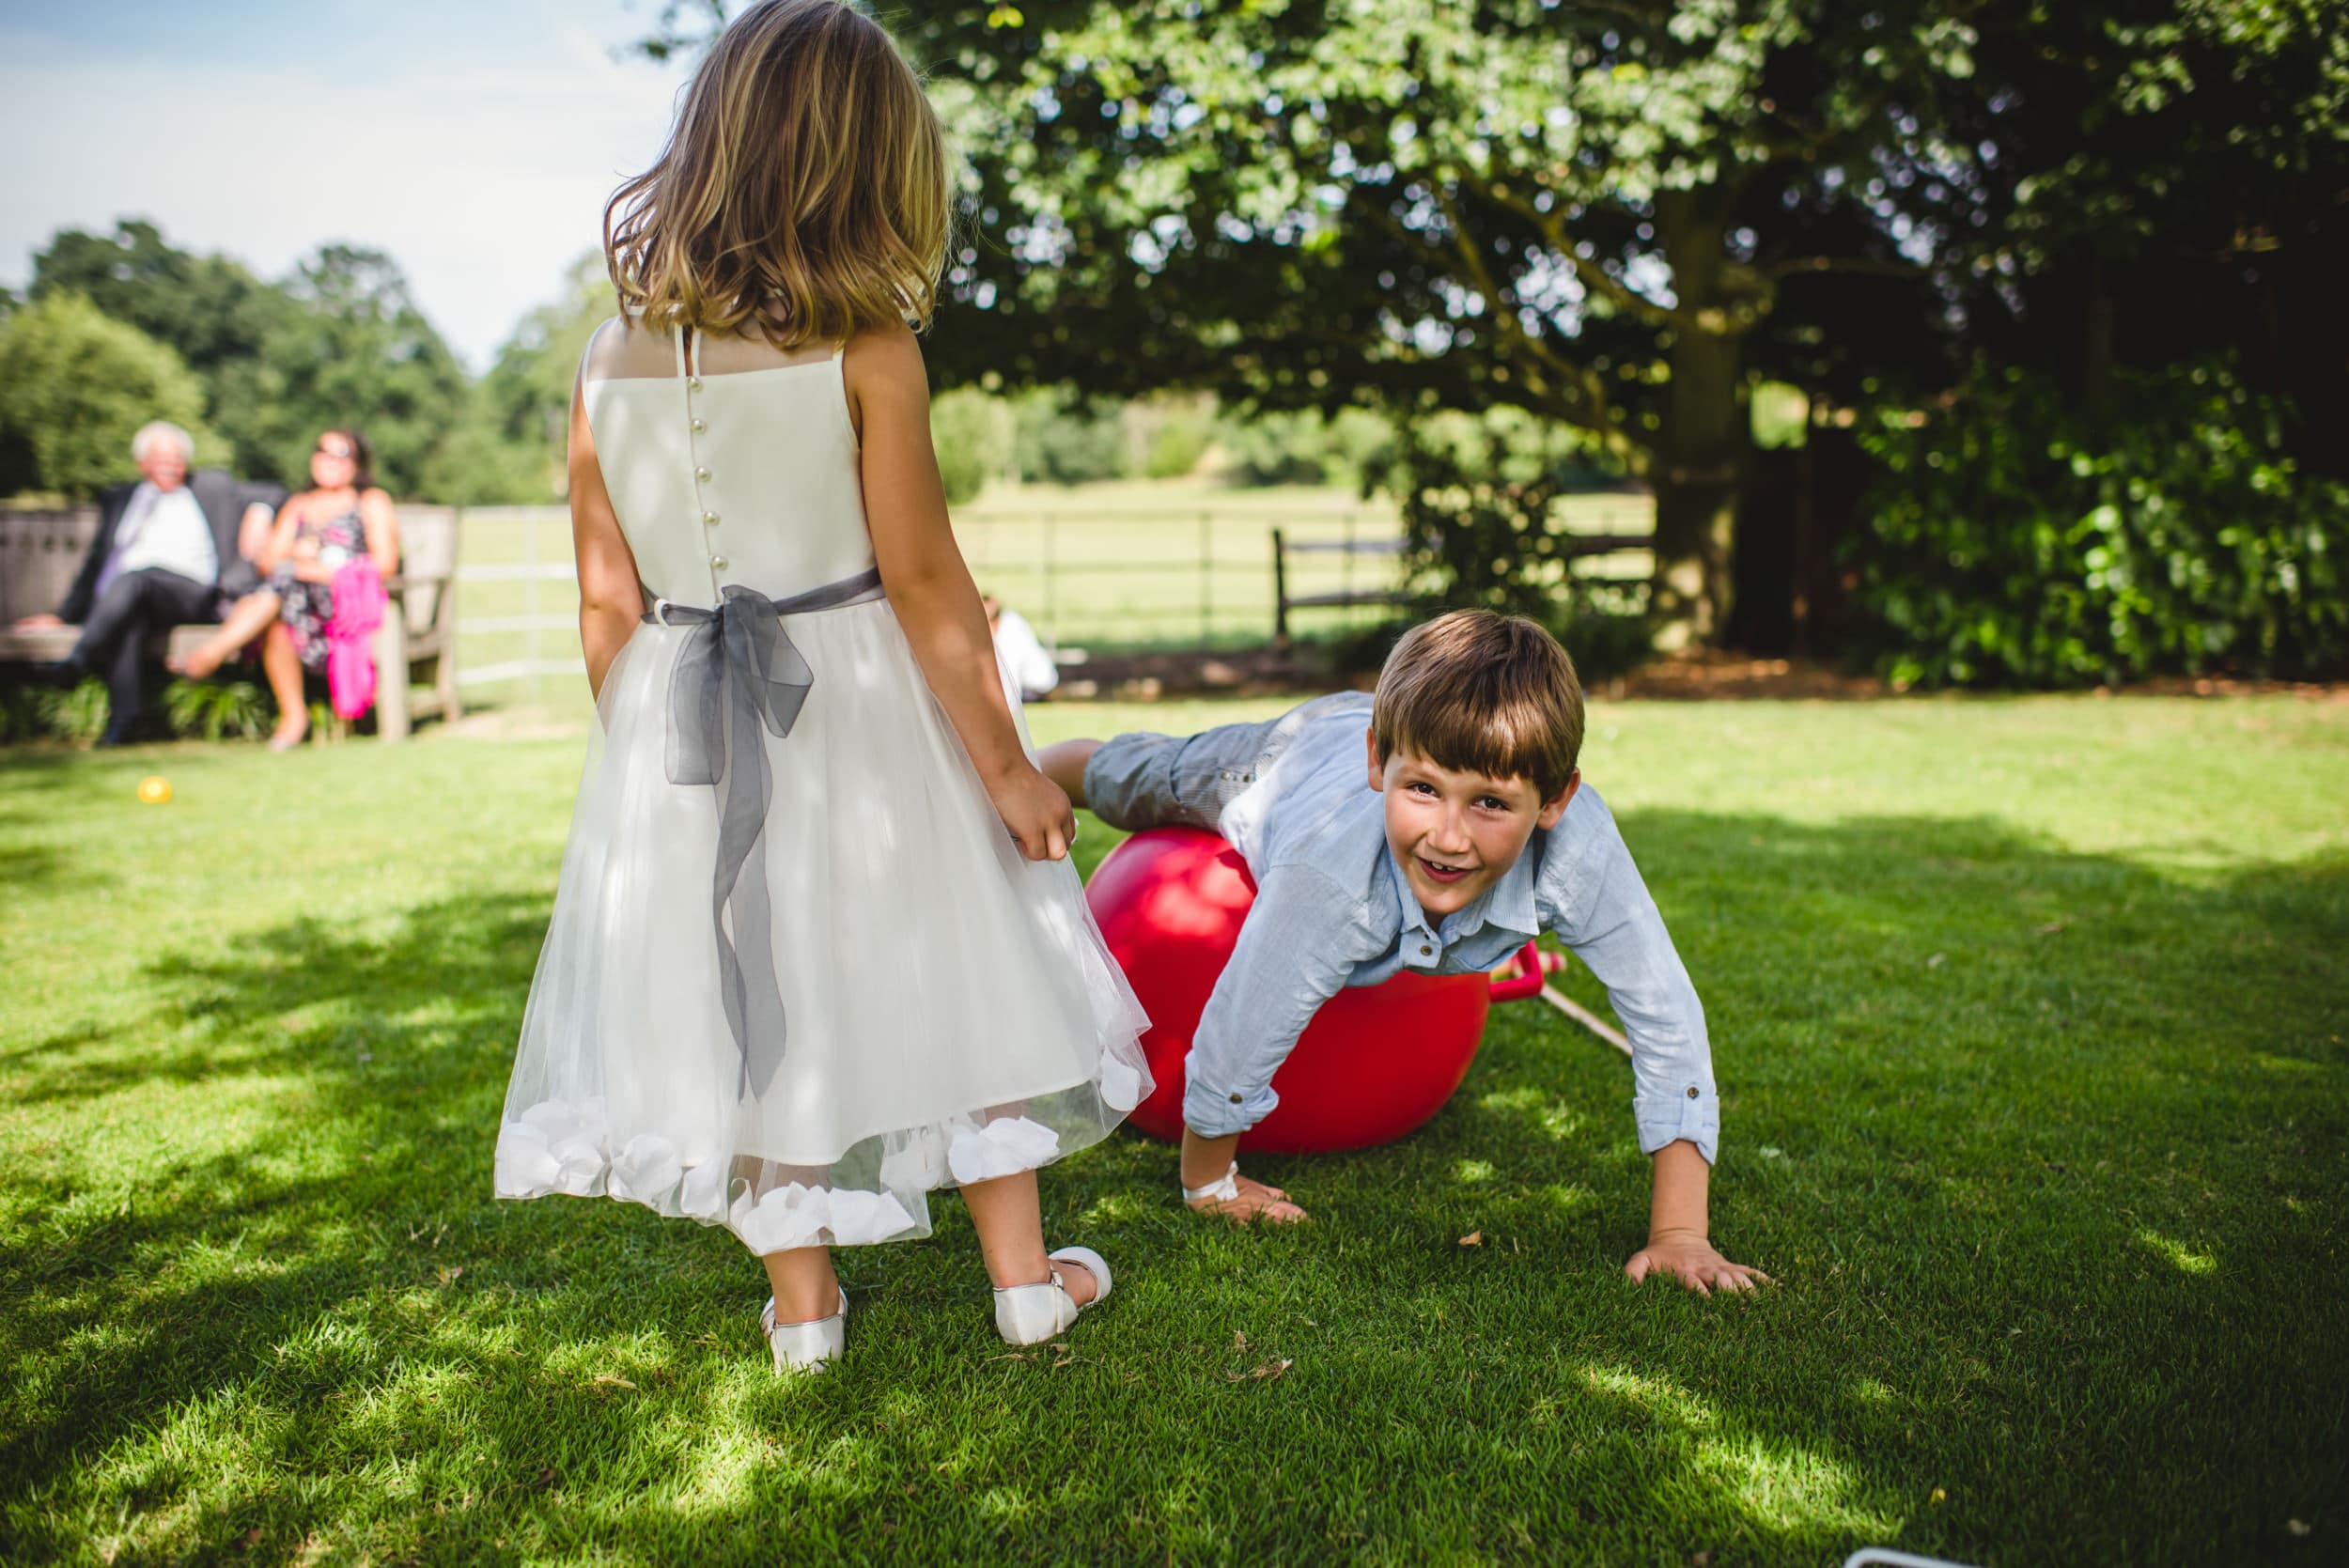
[1625,1228,1771,1295]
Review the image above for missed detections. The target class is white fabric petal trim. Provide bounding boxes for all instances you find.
[946,1115,1063,1185]
[609,1134,684,1206]
[878,1126,950,1191]
[828,1188,920,1246]
[1097,1051,1146,1113]
[493,1121,559,1197]
[729,1180,919,1251]
[677,1157,730,1221]
[493,1124,607,1198]
[496,1072,1126,1245]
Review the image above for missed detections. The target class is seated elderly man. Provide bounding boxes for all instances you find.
[11,422,283,746]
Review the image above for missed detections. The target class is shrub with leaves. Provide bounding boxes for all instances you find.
[1852,362,2347,687]
[1379,410,1632,621]
[1137,396,1217,480]
[931,386,1012,505]
[163,676,270,742]
[36,677,112,744]
[1218,407,1392,489]
[1011,390,1127,486]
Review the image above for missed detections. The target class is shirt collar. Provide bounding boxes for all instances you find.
[1443,842,1543,946]
[1381,836,1543,951]
[1379,844,1442,949]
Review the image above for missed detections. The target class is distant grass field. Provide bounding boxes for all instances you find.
[446,482,1656,697]
[3,693,2343,1564]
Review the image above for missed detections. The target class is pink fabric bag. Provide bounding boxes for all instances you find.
[326,558,390,721]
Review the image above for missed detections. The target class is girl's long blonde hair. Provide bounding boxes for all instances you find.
[603,0,951,347]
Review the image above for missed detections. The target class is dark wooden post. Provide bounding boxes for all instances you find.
[1270,526,1290,651]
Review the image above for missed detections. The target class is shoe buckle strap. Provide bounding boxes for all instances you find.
[1183,1160,1242,1204]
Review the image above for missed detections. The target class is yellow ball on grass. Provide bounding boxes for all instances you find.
[137,776,173,805]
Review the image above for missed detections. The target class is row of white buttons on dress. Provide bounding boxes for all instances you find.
[683,373,727,575]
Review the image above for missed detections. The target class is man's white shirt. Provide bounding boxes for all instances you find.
[112,483,219,585]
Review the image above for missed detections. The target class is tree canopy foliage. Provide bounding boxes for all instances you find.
[25,221,472,500]
[0,291,216,500]
[639,0,2345,651]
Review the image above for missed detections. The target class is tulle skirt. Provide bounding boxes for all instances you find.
[494,596,1151,1252]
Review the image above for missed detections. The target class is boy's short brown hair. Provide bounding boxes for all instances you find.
[1371,611,1585,800]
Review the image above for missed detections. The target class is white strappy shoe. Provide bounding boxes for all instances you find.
[991,1246,1113,1346]
[1184,1161,1243,1206]
[760,1288,848,1374]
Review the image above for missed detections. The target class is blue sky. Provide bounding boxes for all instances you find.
[0,0,698,368]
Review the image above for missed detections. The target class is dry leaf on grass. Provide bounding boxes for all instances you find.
[2036,919,2070,936]
[1226,1358,1294,1383]
[590,1374,636,1390]
[1458,1231,1484,1247]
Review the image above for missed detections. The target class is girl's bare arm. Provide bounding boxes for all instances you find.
[846,324,1071,862]
[567,372,645,701]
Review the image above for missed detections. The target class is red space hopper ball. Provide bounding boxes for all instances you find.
[1084,826,1544,1153]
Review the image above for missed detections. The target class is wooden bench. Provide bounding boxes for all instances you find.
[0,505,462,740]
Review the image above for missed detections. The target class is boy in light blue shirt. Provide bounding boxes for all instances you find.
[1041,610,1767,1293]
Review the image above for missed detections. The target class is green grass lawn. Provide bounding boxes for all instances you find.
[2,695,2343,1565]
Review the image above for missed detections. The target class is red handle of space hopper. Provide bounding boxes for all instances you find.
[1486,940,1548,1003]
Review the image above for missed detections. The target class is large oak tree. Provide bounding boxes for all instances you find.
[637,0,2345,644]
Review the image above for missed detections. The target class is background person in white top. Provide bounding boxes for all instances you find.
[11,423,280,746]
[984,594,1058,704]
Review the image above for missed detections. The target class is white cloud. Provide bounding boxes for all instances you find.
[0,10,691,369]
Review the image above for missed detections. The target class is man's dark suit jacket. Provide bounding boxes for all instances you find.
[57,469,290,625]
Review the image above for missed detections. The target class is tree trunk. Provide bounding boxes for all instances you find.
[2084,254,2115,417]
[1647,191,1747,651]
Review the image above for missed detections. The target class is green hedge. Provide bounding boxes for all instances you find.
[1851,363,2347,687]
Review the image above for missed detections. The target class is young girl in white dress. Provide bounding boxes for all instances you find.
[493,0,1152,1374]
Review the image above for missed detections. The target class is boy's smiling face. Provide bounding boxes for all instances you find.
[1367,730,1579,921]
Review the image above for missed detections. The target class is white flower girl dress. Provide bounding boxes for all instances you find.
[494,317,1151,1251]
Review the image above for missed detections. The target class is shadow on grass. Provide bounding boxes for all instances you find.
[0,841,101,897]
[0,748,123,827]
[0,811,2343,1563]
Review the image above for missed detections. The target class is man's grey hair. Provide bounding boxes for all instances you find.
[131,421,194,464]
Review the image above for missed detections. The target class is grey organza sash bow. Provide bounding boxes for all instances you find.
[645,567,886,1097]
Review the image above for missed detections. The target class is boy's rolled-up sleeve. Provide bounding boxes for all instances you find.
[1183,864,1373,1139]
[1548,804,1719,1164]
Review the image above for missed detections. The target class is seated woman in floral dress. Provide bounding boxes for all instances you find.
[173,428,400,750]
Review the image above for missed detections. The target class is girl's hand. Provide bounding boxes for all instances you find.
[988,764,1077,862]
[1625,1227,1772,1294]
